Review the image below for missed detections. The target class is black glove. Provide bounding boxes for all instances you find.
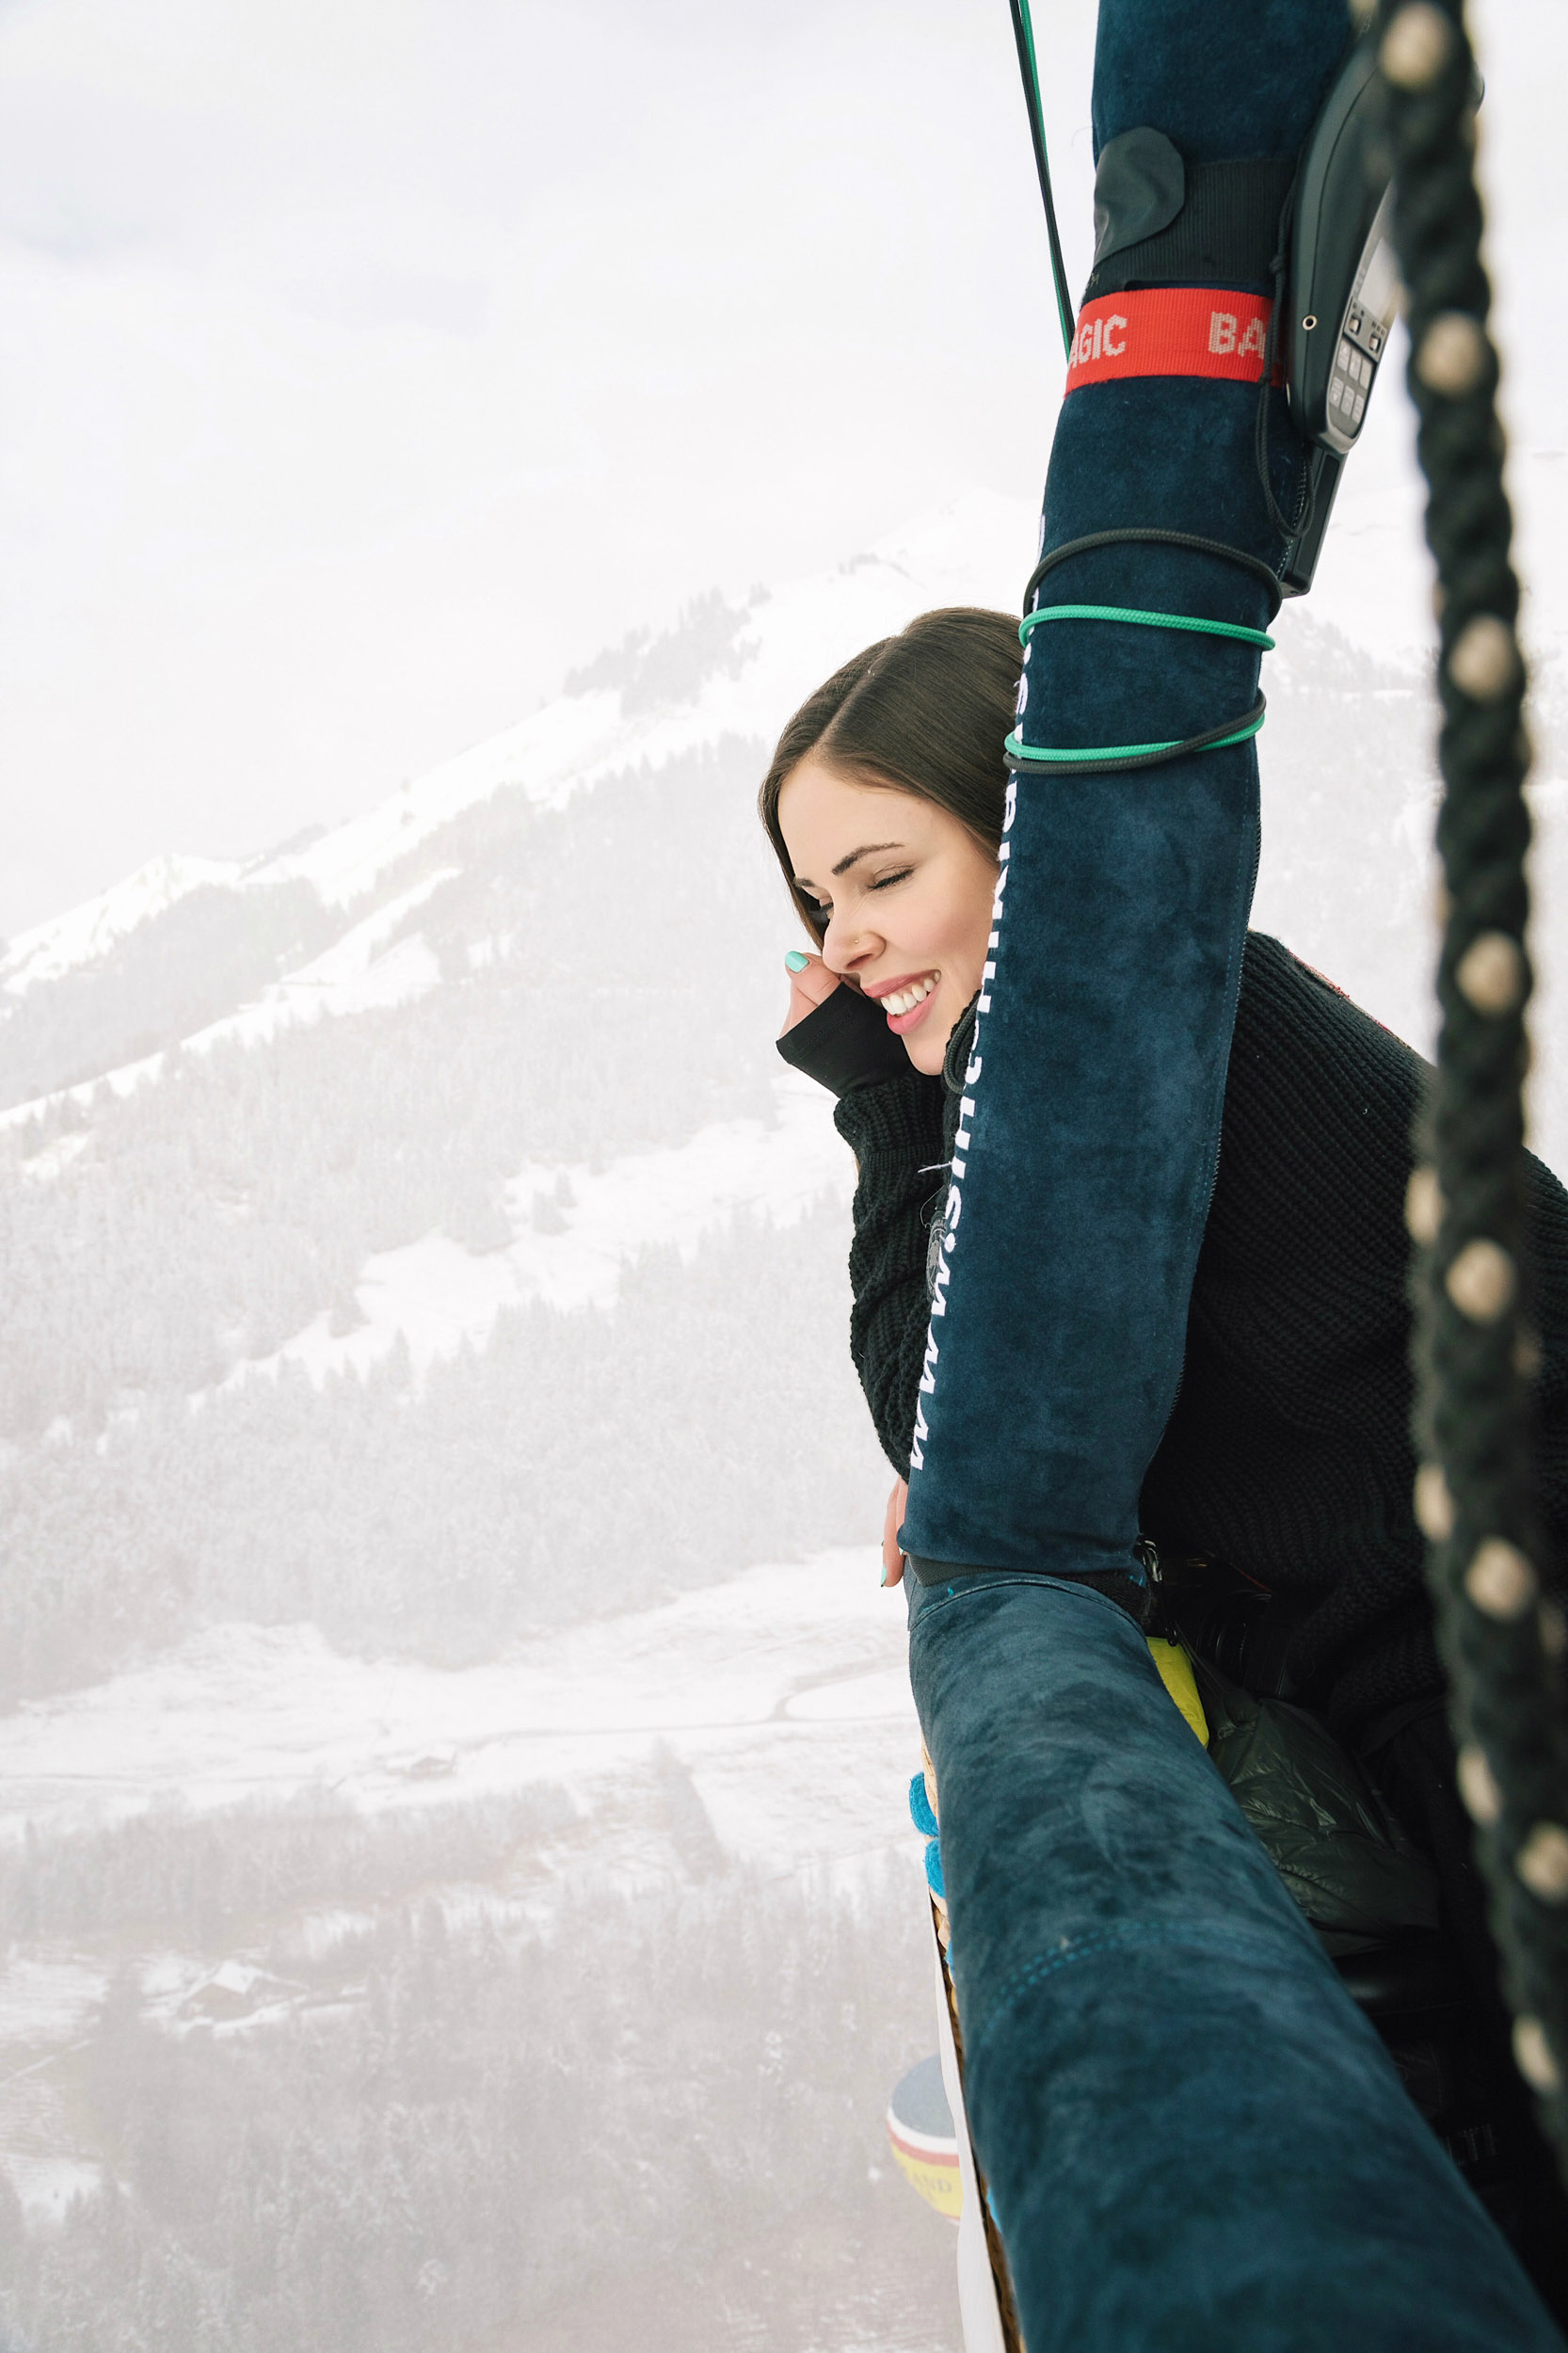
[775,983,913,1098]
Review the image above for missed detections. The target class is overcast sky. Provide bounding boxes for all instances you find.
[1,0,1562,936]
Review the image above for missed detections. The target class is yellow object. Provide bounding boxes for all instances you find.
[888,2136,964,2219]
[1147,1637,1209,1747]
[887,2056,963,2219]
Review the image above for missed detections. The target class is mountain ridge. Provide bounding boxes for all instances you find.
[0,488,1035,1120]
[0,495,1057,1705]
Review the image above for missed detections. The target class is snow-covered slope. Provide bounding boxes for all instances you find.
[247,495,1034,911]
[0,1545,915,1847]
[0,490,1034,1129]
[0,853,244,997]
[226,1070,851,1390]
[9,506,1057,1710]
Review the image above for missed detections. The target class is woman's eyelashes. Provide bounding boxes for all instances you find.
[798,867,910,926]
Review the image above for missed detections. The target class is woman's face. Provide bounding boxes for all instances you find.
[776,757,998,1077]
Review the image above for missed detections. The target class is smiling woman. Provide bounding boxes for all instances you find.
[774,762,997,1073]
[758,609,1016,1078]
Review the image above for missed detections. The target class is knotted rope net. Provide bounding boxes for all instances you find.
[1380,0,1568,2170]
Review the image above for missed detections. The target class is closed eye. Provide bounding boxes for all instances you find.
[869,868,914,892]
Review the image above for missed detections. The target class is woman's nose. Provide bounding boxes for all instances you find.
[821,909,877,976]
[819,908,866,965]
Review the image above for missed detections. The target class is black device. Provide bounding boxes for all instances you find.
[1275,35,1401,594]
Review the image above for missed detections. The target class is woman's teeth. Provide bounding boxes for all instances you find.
[882,974,937,1017]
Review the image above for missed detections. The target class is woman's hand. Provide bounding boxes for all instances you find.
[779,951,840,1036]
[882,1476,908,1588]
[776,950,909,1096]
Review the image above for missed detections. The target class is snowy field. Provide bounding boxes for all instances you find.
[0,1546,916,1851]
[0,1550,958,2348]
[0,1550,926,2210]
[232,1072,853,1386]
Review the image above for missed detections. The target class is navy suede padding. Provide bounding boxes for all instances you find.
[1093,0,1354,163]
[897,0,1343,1577]
[887,0,1566,2342]
[910,1572,1560,2349]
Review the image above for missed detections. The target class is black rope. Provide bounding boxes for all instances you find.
[1378,0,1568,2168]
[1007,695,1267,778]
[1023,527,1286,619]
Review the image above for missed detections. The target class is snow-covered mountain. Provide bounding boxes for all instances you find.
[0,492,1046,1702]
[0,493,1034,1111]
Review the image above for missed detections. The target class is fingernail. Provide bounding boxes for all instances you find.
[785,950,810,973]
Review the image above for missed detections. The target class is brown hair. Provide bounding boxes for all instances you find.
[758,606,1021,939]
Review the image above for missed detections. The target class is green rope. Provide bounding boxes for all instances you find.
[1019,604,1275,652]
[1004,710,1266,768]
[1011,0,1074,360]
[1008,600,1273,770]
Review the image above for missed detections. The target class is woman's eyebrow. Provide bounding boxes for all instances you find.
[792,841,906,891]
[830,840,904,877]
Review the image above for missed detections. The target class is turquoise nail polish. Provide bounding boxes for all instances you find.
[785,950,810,972]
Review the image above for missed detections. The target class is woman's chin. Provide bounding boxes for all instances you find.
[901,1011,951,1077]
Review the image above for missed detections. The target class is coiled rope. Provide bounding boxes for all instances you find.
[1380,0,1568,2169]
[1006,527,1280,775]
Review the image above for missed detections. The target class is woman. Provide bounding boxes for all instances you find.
[761,602,1568,2308]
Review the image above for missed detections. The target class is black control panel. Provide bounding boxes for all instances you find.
[1315,196,1400,456]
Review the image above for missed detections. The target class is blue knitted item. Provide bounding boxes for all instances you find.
[910,1771,945,1901]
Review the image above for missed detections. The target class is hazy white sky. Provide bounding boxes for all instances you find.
[1,0,1562,935]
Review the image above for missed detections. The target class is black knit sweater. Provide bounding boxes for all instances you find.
[832,931,1568,1734]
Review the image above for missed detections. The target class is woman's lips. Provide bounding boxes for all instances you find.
[887,993,936,1036]
[879,972,939,1035]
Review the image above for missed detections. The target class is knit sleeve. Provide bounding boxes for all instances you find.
[776,981,915,1097]
[1232,943,1568,1596]
[832,1071,949,1476]
[1139,930,1432,1712]
[1144,929,1568,1730]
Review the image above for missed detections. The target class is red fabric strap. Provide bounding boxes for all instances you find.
[1064,289,1276,391]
